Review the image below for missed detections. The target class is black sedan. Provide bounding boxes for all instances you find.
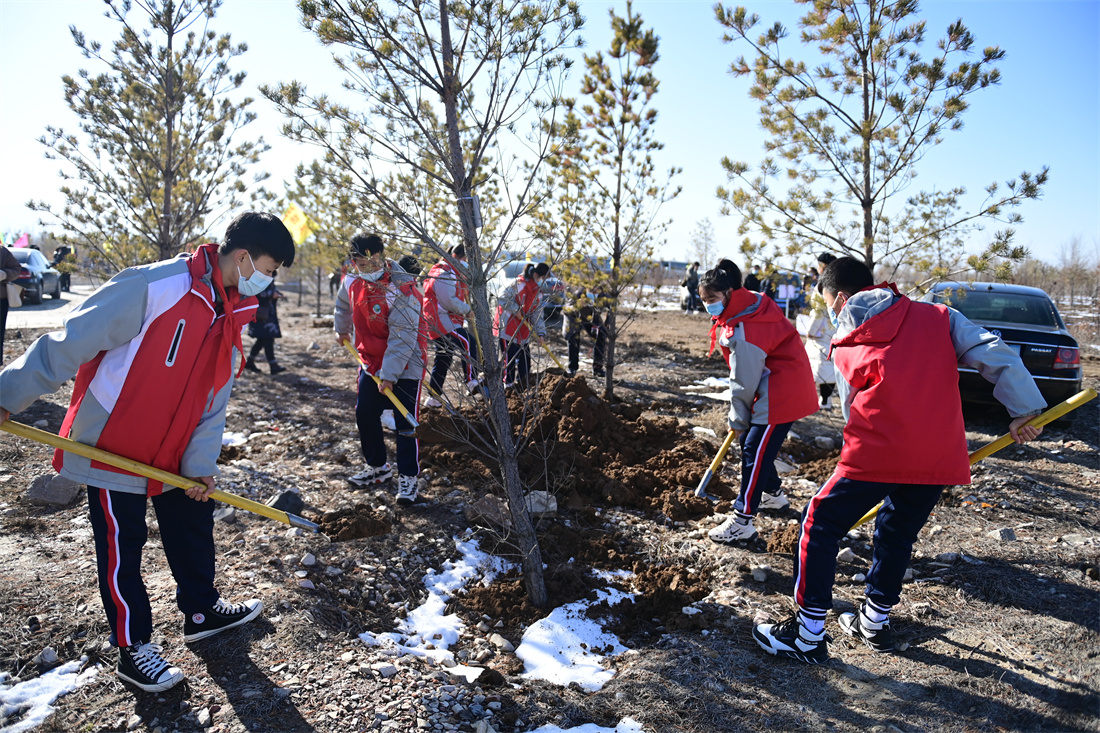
[11,248,62,305]
[923,282,1082,407]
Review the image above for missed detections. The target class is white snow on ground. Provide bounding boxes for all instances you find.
[517,588,633,692]
[524,718,645,733]
[680,377,730,401]
[358,535,513,682]
[0,661,98,733]
[222,431,249,447]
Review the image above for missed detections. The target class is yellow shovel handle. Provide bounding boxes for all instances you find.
[695,429,739,498]
[342,340,420,429]
[517,313,565,371]
[851,388,1097,529]
[0,420,318,531]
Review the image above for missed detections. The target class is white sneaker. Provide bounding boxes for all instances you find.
[758,490,790,511]
[466,379,485,401]
[708,516,759,546]
[425,396,443,408]
[396,474,419,505]
[348,463,393,487]
[503,382,515,391]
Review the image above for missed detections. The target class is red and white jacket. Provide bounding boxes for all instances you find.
[423,259,471,339]
[0,244,257,495]
[710,288,818,430]
[333,261,427,382]
[496,276,544,343]
[829,283,1046,485]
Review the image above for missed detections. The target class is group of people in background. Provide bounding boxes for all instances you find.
[0,214,1053,694]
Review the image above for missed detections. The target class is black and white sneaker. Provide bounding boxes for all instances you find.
[395,475,419,505]
[184,598,263,643]
[348,463,393,487]
[752,615,830,665]
[117,641,184,692]
[708,516,765,551]
[838,606,896,653]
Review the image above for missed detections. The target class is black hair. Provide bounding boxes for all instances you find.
[221,212,296,267]
[699,259,742,293]
[349,232,384,258]
[524,262,551,279]
[450,244,466,259]
[397,254,421,276]
[819,257,873,297]
[816,252,837,266]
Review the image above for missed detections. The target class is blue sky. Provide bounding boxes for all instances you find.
[1,0,1096,269]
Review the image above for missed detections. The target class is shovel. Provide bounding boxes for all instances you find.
[342,340,420,429]
[850,387,1097,530]
[0,420,320,532]
[512,312,566,374]
[695,429,739,500]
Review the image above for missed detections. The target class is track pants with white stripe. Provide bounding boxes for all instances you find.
[356,371,421,477]
[87,486,217,648]
[430,328,478,394]
[794,473,943,620]
[734,422,793,517]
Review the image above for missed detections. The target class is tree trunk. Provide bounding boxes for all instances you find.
[860,42,874,272]
[161,11,176,262]
[437,0,546,607]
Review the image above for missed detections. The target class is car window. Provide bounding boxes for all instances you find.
[934,290,1059,327]
[12,250,31,264]
[504,262,526,279]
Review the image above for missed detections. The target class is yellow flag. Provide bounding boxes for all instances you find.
[281,203,313,245]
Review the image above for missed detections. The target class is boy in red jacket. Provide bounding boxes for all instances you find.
[700,260,819,549]
[0,212,295,692]
[753,257,1046,664]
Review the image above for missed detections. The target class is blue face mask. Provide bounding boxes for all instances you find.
[237,252,273,296]
[827,306,839,329]
[705,300,725,317]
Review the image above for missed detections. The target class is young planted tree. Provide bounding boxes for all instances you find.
[576,0,680,398]
[714,0,1047,274]
[29,0,272,276]
[264,0,583,607]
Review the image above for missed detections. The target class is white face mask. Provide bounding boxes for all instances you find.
[236,251,273,296]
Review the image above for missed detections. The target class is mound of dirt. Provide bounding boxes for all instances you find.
[419,375,724,520]
[792,452,841,483]
[317,504,392,541]
[587,564,719,640]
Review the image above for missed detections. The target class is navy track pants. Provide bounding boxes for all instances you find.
[87,486,217,648]
[734,422,793,517]
[793,472,943,620]
[356,370,421,477]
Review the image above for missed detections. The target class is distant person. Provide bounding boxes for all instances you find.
[683,262,702,313]
[753,257,1045,665]
[0,212,295,692]
[52,245,73,292]
[700,259,818,549]
[495,262,550,390]
[423,245,481,407]
[562,286,607,378]
[334,233,427,504]
[244,278,287,375]
[803,253,838,407]
[0,246,20,363]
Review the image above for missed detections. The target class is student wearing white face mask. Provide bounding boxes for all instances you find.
[700,259,818,550]
[334,233,428,505]
[0,212,295,693]
[495,262,550,390]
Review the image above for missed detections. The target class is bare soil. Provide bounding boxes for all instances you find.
[0,303,1097,733]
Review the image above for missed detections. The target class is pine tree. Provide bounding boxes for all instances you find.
[714,0,1047,273]
[29,0,272,276]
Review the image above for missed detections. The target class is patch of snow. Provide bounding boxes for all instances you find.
[222,431,249,447]
[518,588,633,692]
[381,410,396,431]
[523,719,645,733]
[0,661,98,733]
[692,427,717,438]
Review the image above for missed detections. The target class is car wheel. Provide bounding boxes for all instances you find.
[51,279,62,299]
[26,286,43,305]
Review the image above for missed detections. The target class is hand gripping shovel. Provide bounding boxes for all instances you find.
[0,420,320,532]
[342,340,419,429]
[850,387,1098,530]
[695,429,739,500]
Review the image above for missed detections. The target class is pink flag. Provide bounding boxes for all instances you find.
[12,233,29,248]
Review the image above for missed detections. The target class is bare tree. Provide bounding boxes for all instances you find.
[263,0,583,607]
